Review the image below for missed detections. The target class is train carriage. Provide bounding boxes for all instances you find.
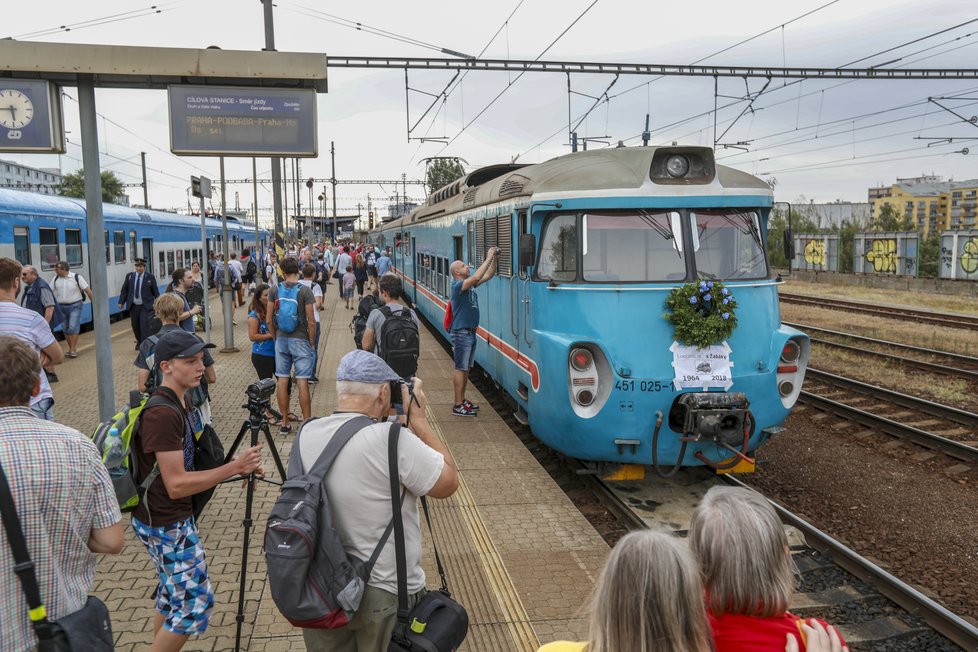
[0,187,269,327]
[373,146,810,476]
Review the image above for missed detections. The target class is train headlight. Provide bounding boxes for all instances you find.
[666,154,690,178]
[781,340,801,363]
[576,389,595,406]
[571,348,593,371]
[776,335,809,408]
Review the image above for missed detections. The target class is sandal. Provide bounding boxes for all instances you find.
[279,424,292,435]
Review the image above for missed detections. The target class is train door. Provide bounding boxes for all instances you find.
[513,210,532,347]
[142,238,154,275]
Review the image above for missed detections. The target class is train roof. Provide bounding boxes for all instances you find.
[378,146,772,231]
[0,187,266,234]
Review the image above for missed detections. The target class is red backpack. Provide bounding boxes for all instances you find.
[443,300,453,331]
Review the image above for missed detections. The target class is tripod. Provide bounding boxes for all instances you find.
[223,397,288,652]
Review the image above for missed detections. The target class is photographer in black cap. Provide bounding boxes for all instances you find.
[130,330,264,651]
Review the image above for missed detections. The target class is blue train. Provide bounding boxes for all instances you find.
[0,188,269,327]
[372,146,810,477]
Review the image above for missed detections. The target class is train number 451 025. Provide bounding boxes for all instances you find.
[615,379,664,392]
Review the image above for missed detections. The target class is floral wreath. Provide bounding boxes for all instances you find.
[664,279,738,349]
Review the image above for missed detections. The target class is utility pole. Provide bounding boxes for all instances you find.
[252,158,259,255]
[140,151,149,208]
[261,0,284,238]
[330,141,338,243]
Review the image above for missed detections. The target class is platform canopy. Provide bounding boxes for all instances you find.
[0,40,327,91]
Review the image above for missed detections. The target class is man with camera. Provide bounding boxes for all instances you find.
[130,329,265,651]
[448,246,500,417]
[297,350,458,651]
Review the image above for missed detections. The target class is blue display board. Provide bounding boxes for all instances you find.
[0,80,65,153]
[168,86,317,157]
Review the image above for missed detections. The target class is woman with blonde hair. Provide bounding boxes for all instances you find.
[688,486,848,652]
[537,530,712,652]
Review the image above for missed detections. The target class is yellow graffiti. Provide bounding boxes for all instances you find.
[865,239,898,274]
[962,238,978,274]
[803,240,826,266]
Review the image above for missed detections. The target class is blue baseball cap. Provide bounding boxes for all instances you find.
[336,349,401,384]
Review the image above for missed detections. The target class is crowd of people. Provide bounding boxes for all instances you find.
[0,242,850,652]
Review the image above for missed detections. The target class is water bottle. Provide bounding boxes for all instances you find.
[103,427,127,477]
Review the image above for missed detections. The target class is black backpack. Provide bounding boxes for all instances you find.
[377,305,420,378]
[350,295,383,350]
[246,258,257,281]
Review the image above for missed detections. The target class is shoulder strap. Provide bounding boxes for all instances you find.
[0,461,55,641]
[388,422,410,621]
[301,415,375,479]
[379,305,393,319]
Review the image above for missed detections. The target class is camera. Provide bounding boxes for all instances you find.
[246,377,277,402]
[390,378,414,407]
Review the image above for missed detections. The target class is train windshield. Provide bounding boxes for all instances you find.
[580,211,686,282]
[690,210,768,280]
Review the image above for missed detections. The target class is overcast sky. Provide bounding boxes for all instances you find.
[4,0,978,226]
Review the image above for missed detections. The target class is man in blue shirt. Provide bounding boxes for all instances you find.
[376,248,393,277]
[448,246,499,417]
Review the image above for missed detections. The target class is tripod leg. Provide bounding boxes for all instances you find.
[262,423,288,478]
[233,468,256,652]
[224,421,251,465]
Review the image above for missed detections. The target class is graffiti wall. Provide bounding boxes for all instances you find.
[939,230,978,281]
[793,234,840,272]
[852,232,918,276]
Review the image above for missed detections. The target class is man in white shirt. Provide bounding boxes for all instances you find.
[297,350,458,651]
[228,252,245,308]
[50,261,94,358]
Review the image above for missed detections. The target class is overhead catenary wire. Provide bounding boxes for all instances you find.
[10,3,183,40]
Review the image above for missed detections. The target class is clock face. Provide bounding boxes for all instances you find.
[0,89,34,129]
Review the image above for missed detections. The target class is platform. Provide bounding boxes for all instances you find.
[51,288,610,651]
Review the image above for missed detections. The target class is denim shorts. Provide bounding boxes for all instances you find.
[62,301,84,335]
[275,336,316,379]
[451,328,477,371]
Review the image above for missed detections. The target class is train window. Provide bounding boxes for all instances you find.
[65,229,83,267]
[176,249,184,269]
[184,249,192,266]
[113,231,126,264]
[39,228,59,271]
[105,231,111,264]
[582,211,685,282]
[690,210,767,280]
[129,231,138,263]
[536,214,578,282]
[159,251,166,275]
[166,251,175,275]
[13,226,31,265]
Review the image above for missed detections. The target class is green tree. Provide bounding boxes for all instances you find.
[56,169,126,203]
[917,228,941,278]
[836,219,860,273]
[874,203,915,231]
[766,206,820,269]
[425,158,466,195]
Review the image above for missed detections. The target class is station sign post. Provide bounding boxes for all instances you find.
[191,175,213,344]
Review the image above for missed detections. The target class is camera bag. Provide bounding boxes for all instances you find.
[0,461,114,651]
[387,423,469,652]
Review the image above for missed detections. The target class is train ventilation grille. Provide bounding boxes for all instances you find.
[499,174,530,198]
[462,188,478,206]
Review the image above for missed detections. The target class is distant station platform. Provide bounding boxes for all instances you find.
[54,288,609,651]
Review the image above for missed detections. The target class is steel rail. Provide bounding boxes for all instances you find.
[719,475,978,652]
[807,368,978,428]
[780,293,978,330]
[799,390,978,463]
[787,322,978,380]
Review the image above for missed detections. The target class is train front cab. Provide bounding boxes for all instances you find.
[515,201,810,479]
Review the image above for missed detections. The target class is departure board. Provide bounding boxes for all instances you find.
[168,86,317,157]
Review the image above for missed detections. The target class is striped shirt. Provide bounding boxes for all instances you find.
[0,302,55,406]
[0,407,121,652]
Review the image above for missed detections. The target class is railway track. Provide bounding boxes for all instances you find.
[589,468,978,651]
[785,322,978,382]
[780,292,978,331]
[801,368,978,463]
